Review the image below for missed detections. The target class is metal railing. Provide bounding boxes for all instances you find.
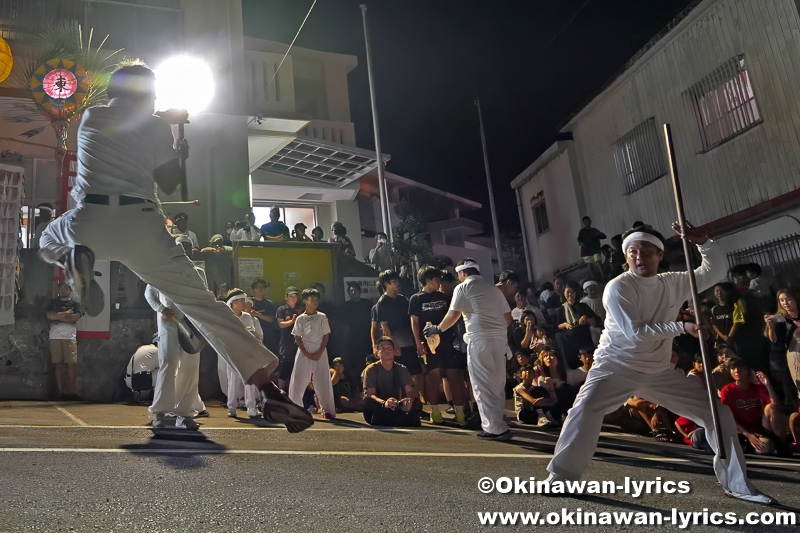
[727,233,800,281]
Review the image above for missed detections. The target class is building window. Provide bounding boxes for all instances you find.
[531,191,549,236]
[612,117,667,195]
[686,55,761,151]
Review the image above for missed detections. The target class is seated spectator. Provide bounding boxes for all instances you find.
[626,396,681,443]
[512,349,539,384]
[311,226,324,242]
[720,358,790,455]
[511,290,545,324]
[520,319,555,352]
[170,212,199,251]
[746,263,775,301]
[362,337,422,427]
[566,346,594,389]
[711,344,736,394]
[556,285,598,368]
[330,357,362,412]
[534,348,574,426]
[291,222,313,242]
[538,282,560,313]
[674,416,711,451]
[687,353,706,389]
[513,367,545,425]
[200,234,233,253]
[580,280,604,321]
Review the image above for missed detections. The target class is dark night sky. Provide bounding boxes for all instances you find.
[242,0,696,232]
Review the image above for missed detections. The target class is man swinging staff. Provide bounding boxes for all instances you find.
[545,222,774,505]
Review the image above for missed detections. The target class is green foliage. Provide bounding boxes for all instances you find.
[392,199,433,267]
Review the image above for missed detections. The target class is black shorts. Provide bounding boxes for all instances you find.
[439,345,467,370]
[397,345,423,376]
[424,350,443,371]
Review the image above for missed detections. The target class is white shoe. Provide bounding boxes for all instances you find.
[174,416,199,430]
[724,489,775,505]
[227,408,237,418]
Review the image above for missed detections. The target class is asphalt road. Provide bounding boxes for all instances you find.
[1,401,798,532]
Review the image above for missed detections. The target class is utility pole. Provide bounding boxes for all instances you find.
[475,97,504,272]
[360,4,393,244]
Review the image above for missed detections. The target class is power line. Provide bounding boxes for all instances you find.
[251,0,317,124]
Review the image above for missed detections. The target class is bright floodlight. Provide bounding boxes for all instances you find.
[154,56,215,114]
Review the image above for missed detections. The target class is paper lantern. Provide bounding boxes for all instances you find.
[30,58,89,116]
[0,37,12,83]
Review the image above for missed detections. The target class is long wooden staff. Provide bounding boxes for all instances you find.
[663,123,726,459]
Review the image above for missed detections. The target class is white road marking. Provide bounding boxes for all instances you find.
[0,424,475,432]
[52,406,87,427]
[0,448,551,458]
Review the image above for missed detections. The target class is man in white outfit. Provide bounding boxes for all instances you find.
[425,258,512,441]
[145,235,207,429]
[37,64,312,433]
[546,223,774,504]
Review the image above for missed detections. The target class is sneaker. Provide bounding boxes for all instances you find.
[259,382,314,433]
[477,430,512,442]
[174,416,199,430]
[323,412,335,421]
[724,489,776,505]
[247,408,260,418]
[446,406,456,415]
[430,410,444,424]
[308,406,319,414]
[227,408,237,418]
[68,245,104,317]
[454,412,467,426]
[194,410,210,418]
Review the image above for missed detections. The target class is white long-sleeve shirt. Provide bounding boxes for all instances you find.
[594,240,724,373]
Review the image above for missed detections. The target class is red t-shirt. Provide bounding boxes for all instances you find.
[720,382,770,433]
[675,416,697,446]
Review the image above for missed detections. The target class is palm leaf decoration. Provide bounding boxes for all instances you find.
[9,20,122,162]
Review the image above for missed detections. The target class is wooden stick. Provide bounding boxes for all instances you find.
[663,123,726,459]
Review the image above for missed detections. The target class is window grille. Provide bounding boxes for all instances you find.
[727,234,800,281]
[612,118,667,195]
[531,191,549,236]
[685,55,761,151]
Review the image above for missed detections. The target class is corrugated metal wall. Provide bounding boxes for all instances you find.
[569,0,800,237]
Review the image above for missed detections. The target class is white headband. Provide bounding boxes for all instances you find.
[455,261,480,273]
[622,232,664,253]
[226,293,247,305]
[583,280,598,290]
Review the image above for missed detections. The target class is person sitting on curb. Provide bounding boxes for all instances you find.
[362,337,421,427]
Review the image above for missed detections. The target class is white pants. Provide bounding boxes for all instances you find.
[40,203,277,382]
[224,361,259,416]
[288,346,335,416]
[467,337,510,435]
[547,358,757,495]
[148,315,205,417]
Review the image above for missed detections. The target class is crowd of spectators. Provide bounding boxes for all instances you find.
[143,212,800,457]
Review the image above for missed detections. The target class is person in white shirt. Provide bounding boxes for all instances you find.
[224,289,263,418]
[233,212,262,242]
[545,223,774,505]
[566,346,594,389]
[37,64,311,433]
[289,288,336,419]
[581,280,605,345]
[45,281,82,400]
[425,258,512,441]
[511,290,546,325]
[144,236,207,429]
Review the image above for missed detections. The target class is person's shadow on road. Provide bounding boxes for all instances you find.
[120,429,228,470]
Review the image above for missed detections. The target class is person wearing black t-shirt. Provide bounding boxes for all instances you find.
[376,269,422,394]
[712,283,744,352]
[343,282,375,381]
[250,279,279,353]
[409,266,467,425]
[275,286,304,390]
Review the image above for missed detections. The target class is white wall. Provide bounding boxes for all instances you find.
[517,148,584,285]
[566,0,800,240]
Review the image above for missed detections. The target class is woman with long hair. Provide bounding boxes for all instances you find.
[534,348,574,426]
[763,288,800,409]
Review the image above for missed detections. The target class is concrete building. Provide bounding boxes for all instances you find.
[513,0,800,285]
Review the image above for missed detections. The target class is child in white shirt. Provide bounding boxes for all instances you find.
[289,288,336,419]
[226,289,261,418]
